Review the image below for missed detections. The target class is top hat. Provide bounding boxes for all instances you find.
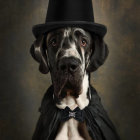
[32,0,107,38]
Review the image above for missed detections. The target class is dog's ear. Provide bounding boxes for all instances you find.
[30,35,49,74]
[87,35,109,72]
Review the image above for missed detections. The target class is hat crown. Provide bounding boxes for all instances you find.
[46,0,94,22]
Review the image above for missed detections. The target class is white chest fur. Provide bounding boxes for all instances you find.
[55,74,90,140]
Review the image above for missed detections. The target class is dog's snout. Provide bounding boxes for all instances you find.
[58,57,80,73]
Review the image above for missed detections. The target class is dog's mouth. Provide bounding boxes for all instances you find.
[53,72,82,101]
[60,80,81,98]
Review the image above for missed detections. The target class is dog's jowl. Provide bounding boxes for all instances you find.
[30,0,120,140]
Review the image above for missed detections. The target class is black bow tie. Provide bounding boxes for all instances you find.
[61,106,84,122]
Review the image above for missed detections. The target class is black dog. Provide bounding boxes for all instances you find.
[30,27,120,140]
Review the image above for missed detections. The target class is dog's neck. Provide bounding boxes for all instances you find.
[56,73,90,110]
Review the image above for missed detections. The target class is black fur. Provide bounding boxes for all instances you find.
[30,35,49,74]
[87,35,109,72]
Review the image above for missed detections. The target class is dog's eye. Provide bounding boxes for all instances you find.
[81,39,87,47]
[51,39,57,47]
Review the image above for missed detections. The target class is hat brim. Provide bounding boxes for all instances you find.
[32,21,107,38]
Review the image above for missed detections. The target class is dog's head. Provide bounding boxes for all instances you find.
[30,27,109,100]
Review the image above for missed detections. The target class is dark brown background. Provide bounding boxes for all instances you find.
[0,0,139,139]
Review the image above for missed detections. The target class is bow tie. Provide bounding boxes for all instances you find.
[61,106,84,122]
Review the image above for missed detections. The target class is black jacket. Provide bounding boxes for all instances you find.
[32,85,120,140]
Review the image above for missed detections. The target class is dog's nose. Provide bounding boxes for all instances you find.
[58,57,80,73]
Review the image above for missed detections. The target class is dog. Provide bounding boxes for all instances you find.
[30,27,120,140]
